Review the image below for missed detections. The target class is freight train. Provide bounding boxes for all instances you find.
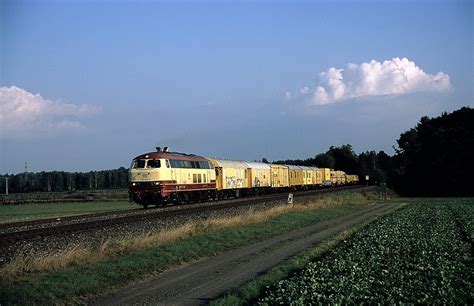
[128,147,359,208]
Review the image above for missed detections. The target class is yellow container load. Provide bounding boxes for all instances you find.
[270,164,289,188]
[300,166,314,186]
[245,162,271,188]
[321,168,332,186]
[311,167,323,185]
[330,170,337,185]
[288,165,303,187]
[206,158,249,190]
[335,170,346,185]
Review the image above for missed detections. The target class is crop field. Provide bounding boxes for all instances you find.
[0,201,133,223]
[258,198,473,304]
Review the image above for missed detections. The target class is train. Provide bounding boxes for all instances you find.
[128,147,359,208]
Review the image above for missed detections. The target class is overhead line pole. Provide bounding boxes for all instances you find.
[1,177,8,195]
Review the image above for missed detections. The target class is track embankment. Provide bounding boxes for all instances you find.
[91,201,402,306]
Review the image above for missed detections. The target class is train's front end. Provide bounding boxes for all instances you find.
[128,148,172,207]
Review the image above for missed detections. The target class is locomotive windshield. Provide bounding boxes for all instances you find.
[131,159,161,168]
[131,159,146,168]
[147,160,161,168]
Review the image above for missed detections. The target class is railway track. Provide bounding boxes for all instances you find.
[0,185,372,243]
[0,208,143,230]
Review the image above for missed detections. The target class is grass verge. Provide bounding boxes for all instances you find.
[0,190,379,305]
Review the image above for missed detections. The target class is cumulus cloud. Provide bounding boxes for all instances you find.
[288,57,451,105]
[0,86,101,135]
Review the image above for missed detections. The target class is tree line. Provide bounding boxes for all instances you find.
[0,168,129,193]
[273,106,473,196]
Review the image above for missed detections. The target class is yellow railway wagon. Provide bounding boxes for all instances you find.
[288,165,303,187]
[330,170,337,185]
[246,162,271,188]
[300,166,314,186]
[335,170,346,185]
[206,158,248,190]
[346,174,359,184]
[270,164,289,188]
[311,167,323,185]
[321,168,331,186]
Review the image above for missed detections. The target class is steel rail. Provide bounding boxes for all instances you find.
[0,208,143,230]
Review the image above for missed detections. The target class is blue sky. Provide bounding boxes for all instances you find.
[1,0,472,173]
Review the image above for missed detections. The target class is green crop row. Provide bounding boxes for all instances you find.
[258,199,473,304]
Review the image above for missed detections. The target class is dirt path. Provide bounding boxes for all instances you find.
[90,202,401,305]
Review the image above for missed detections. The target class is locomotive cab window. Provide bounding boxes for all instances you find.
[131,159,146,168]
[147,160,161,168]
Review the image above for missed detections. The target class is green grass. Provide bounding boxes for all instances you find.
[0,200,372,305]
[0,201,134,223]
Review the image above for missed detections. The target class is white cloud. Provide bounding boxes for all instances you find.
[0,86,101,136]
[288,57,451,105]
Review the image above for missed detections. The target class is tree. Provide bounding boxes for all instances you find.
[393,106,474,196]
[312,153,335,169]
[327,144,359,174]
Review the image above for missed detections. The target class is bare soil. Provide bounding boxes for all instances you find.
[90,202,401,305]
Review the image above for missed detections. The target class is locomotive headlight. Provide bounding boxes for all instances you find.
[154,182,160,185]
[132,182,136,186]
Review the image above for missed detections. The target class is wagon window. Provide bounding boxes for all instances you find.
[147,160,161,168]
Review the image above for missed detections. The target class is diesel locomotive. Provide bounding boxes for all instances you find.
[128,147,359,208]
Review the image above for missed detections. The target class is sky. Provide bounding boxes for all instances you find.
[0,0,472,174]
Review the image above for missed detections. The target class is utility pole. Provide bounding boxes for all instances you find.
[24,161,28,192]
[2,177,8,195]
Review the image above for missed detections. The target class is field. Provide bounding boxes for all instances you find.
[0,189,128,205]
[0,201,133,223]
[257,198,473,304]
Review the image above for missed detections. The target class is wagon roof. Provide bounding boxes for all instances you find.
[206,158,249,169]
[301,166,319,170]
[246,162,271,170]
[287,165,302,170]
[269,164,288,169]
